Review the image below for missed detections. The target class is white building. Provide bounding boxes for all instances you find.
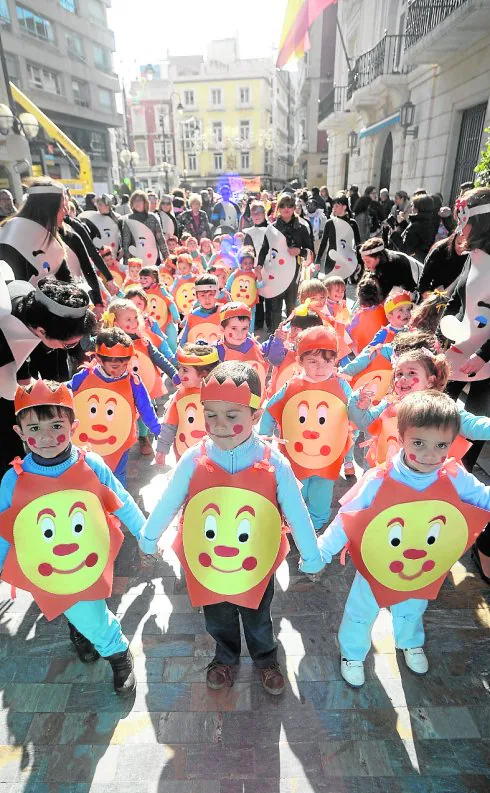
[319,0,490,203]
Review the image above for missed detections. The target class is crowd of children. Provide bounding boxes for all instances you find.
[2,195,490,704]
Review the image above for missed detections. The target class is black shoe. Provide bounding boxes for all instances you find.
[471,544,490,585]
[68,622,100,664]
[106,648,136,697]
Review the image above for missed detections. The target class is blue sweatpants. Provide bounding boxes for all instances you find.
[113,450,129,488]
[339,572,427,661]
[301,476,334,530]
[65,599,128,657]
[249,306,256,334]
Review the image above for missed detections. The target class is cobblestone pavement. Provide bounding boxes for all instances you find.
[0,350,489,791]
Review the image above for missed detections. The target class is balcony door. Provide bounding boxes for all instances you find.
[450,102,488,204]
[379,132,393,193]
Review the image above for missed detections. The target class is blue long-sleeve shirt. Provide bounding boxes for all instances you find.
[368,324,406,347]
[0,446,145,570]
[339,344,392,377]
[317,449,490,563]
[259,376,373,438]
[68,366,161,437]
[139,432,324,574]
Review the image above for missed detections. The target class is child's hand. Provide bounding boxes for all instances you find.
[274,322,287,341]
[155,452,166,466]
[288,247,301,257]
[254,265,263,279]
[357,383,375,410]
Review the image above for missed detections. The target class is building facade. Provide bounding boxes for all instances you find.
[1,0,121,191]
[318,0,490,201]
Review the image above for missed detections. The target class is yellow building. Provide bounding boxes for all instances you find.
[169,41,275,190]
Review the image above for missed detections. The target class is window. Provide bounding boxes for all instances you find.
[131,105,146,135]
[184,90,195,107]
[264,149,272,172]
[135,140,148,164]
[188,153,197,171]
[98,88,112,109]
[5,53,21,87]
[212,121,222,145]
[239,86,250,105]
[59,0,77,11]
[17,5,55,42]
[240,151,250,171]
[211,88,222,107]
[181,119,201,151]
[66,31,85,61]
[93,44,111,72]
[214,153,223,172]
[72,78,89,107]
[90,131,106,157]
[239,120,250,141]
[27,63,62,94]
[0,0,11,24]
[87,0,105,24]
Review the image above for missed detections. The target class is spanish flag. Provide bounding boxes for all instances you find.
[276,0,338,69]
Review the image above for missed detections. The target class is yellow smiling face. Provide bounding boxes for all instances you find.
[160,271,174,291]
[282,389,348,470]
[13,489,110,595]
[361,500,468,592]
[182,486,282,595]
[353,370,392,402]
[230,275,256,306]
[174,394,206,457]
[148,294,169,328]
[187,322,221,344]
[73,388,133,456]
[131,352,157,395]
[175,283,196,315]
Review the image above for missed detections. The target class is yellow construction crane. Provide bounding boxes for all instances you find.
[10,82,93,196]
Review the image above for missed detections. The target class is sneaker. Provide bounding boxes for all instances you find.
[259,663,285,696]
[206,659,234,690]
[343,461,355,477]
[68,622,100,664]
[403,647,428,675]
[139,436,154,456]
[340,658,365,687]
[106,648,136,696]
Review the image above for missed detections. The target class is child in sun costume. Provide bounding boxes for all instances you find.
[179,274,223,346]
[225,246,264,332]
[0,380,145,696]
[139,361,323,696]
[139,265,179,353]
[317,391,490,688]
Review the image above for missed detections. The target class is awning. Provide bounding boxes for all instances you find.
[359,112,401,139]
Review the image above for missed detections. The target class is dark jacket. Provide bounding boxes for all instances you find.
[210,200,241,230]
[400,212,437,263]
[257,216,313,268]
[373,251,419,298]
[59,225,103,305]
[379,198,395,221]
[178,209,211,241]
[64,215,114,283]
[419,234,467,295]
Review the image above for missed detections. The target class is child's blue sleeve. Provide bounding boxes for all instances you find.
[146,340,177,379]
[225,274,234,291]
[381,344,393,362]
[273,452,324,574]
[459,408,490,441]
[169,301,180,322]
[453,467,490,511]
[150,320,165,339]
[131,378,161,436]
[261,335,286,366]
[368,328,388,347]
[339,347,374,376]
[84,452,145,537]
[66,368,90,392]
[317,476,383,562]
[139,447,199,553]
[157,337,177,367]
[179,319,190,345]
[0,468,18,569]
[259,385,287,435]
[348,387,389,428]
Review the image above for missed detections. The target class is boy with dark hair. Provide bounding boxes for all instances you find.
[68,327,161,485]
[317,390,490,687]
[139,264,179,351]
[179,274,222,345]
[0,380,145,695]
[139,361,323,694]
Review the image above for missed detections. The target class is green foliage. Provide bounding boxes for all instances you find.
[474,128,490,186]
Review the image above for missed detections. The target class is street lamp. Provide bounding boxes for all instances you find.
[0,103,14,135]
[119,148,140,187]
[400,100,418,138]
[161,160,171,193]
[347,129,359,155]
[18,112,39,141]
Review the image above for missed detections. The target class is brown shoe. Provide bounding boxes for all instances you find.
[259,663,285,695]
[139,436,154,456]
[206,659,234,690]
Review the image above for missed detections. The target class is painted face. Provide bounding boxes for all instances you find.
[175,282,196,315]
[74,388,133,456]
[308,292,327,312]
[178,262,193,276]
[129,295,147,313]
[147,293,169,328]
[128,266,141,280]
[160,270,174,291]
[175,392,207,456]
[361,499,467,593]
[196,289,218,310]
[97,355,130,379]
[300,351,335,381]
[282,389,348,470]
[182,486,281,595]
[187,322,221,345]
[230,274,256,306]
[401,425,454,473]
[13,490,111,594]
[16,413,76,459]
[115,307,139,335]
[328,284,345,302]
[187,240,197,252]
[203,400,260,451]
[388,306,412,328]
[393,361,434,398]
[215,271,227,289]
[125,218,158,265]
[223,318,250,346]
[139,275,156,290]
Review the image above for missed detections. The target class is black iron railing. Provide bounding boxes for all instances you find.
[405,0,468,49]
[347,34,410,100]
[318,86,347,123]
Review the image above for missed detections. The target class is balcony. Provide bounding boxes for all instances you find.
[318,86,347,127]
[347,34,411,107]
[404,0,490,63]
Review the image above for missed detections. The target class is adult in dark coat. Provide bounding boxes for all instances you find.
[178,193,211,241]
[400,194,437,263]
[359,237,420,298]
[418,233,467,296]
